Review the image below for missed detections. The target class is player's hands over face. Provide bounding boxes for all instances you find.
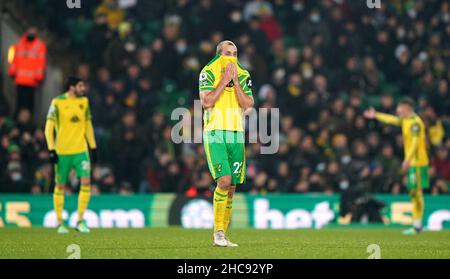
[363,107,376,119]
[231,63,239,84]
[222,63,234,84]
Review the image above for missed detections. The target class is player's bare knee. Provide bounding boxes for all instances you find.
[55,184,65,192]
[217,176,232,191]
[80,177,91,186]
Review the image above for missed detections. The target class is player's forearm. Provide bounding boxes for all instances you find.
[85,121,97,149]
[234,83,253,110]
[201,80,227,108]
[375,112,401,126]
[44,120,56,150]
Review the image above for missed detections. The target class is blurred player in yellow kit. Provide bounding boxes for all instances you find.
[199,41,254,247]
[364,98,429,235]
[45,77,97,234]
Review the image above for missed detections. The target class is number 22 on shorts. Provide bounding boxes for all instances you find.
[233,162,243,174]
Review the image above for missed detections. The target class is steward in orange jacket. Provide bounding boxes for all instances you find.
[8,27,47,115]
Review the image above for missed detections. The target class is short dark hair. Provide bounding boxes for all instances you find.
[65,76,83,91]
[398,97,415,108]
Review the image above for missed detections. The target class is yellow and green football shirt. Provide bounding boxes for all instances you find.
[46,93,95,155]
[375,112,429,166]
[199,55,252,132]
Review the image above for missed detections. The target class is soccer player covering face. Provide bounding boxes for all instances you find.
[364,98,429,235]
[45,77,97,234]
[199,41,254,247]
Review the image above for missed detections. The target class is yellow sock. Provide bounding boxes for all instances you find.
[223,196,233,234]
[53,187,64,225]
[78,185,91,223]
[411,190,424,228]
[213,187,228,233]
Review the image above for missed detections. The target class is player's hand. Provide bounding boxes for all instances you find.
[231,63,239,84]
[363,107,376,119]
[90,148,98,164]
[49,150,59,164]
[222,63,234,84]
[401,160,410,173]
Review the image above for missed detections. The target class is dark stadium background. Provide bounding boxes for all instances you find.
[0,0,449,224]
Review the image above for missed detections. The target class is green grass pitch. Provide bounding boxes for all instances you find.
[1,227,449,259]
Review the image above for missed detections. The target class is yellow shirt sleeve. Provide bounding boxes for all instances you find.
[375,112,401,126]
[238,71,253,96]
[44,119,55,151]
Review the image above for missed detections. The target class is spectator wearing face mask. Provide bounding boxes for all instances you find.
[298,9,330,47]
[2,1,450,198]
[1,145,30,193]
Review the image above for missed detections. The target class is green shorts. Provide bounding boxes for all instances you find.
[203,130,246,185]
[407,166,430,191]
[55,152,91,184]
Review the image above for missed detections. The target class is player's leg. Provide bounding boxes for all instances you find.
[411,188,424,230]
[204,130,231,246]
[223,131,245,246]
[53,155,71,234]
[54,183,69,234]
[223,185,238,247]
[223,186,236,235]
[223,132,245,232]
[213,175,232,246]
[411,166,429,232]
[74,152,92,233]
[403,166,419,235]
[403,166,428,235]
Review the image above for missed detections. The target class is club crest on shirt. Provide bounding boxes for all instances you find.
[215,164,222,173]
[411,123,420,134]
[70,115,81,123]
